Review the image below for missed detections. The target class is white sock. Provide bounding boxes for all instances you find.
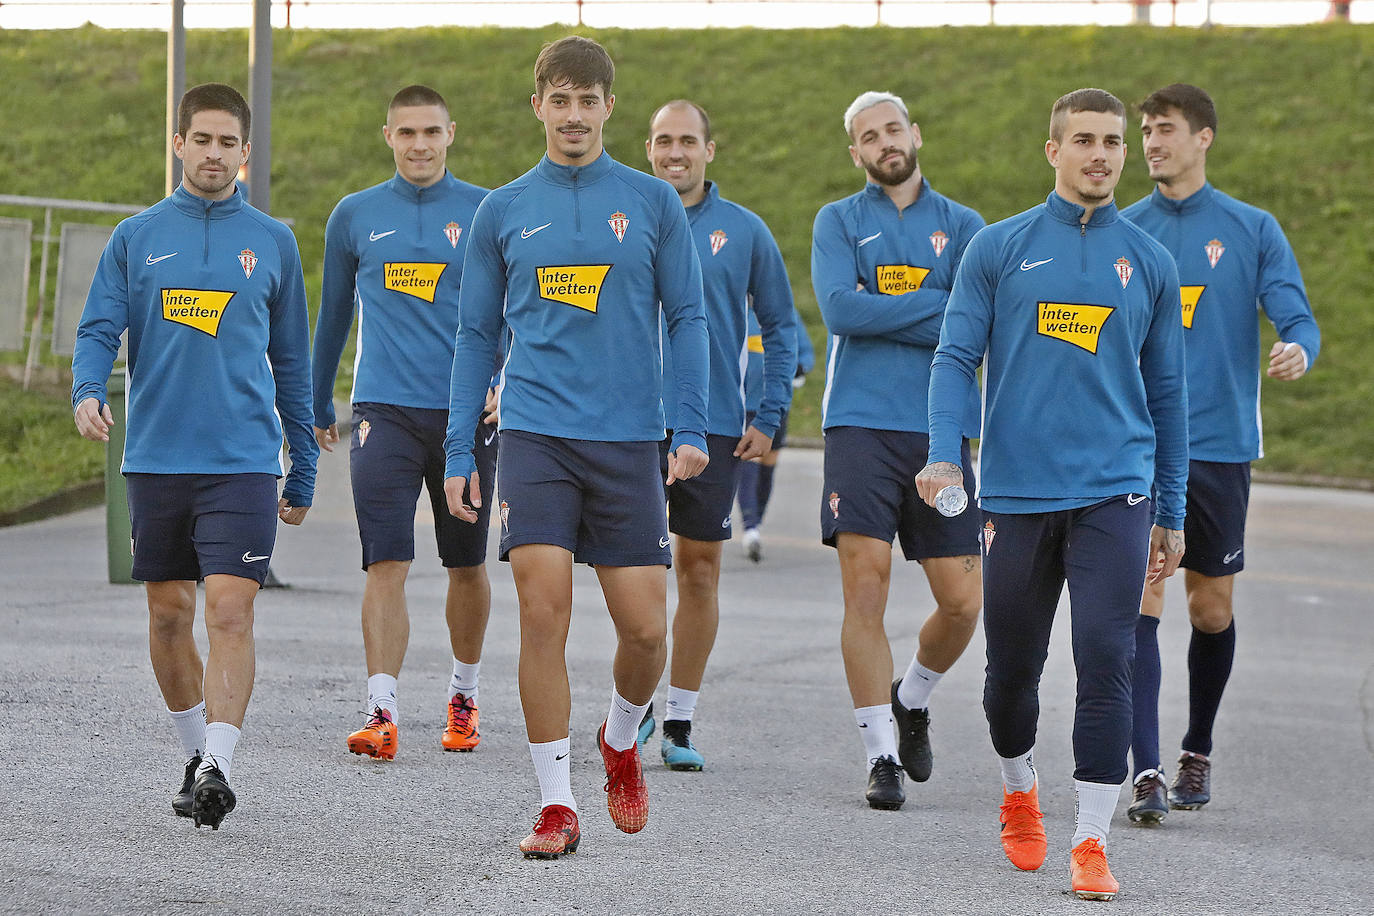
[529,738,576,813]
[665,685,699,722]
[1072,779,1123,847]
[168,701,206,761]
[449,658,480,704]
[854,704,898,766]
[199,722,241,780]
[1000,750,1037,793]
[603,687,651,752]
[367,673,398,723]
[896,658,944,711]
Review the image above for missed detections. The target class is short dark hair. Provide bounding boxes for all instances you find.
[534,36,614,98]
[649,99,712,143]
[1139,83,1218,136]
[1049,88,1125,143]
[177,83,250,140]
[388,84,448,117]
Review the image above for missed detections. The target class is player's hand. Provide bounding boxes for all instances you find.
[1146,525,1185,584]
[74,397,114,442]
[1267,340,1307,380]
[734,426,773,462]
[314,424,339,452]
[915,461,963,508]
[482,387,500,427]
[278,498,309,526]
[445,471,481,523]
[666,444,709,485]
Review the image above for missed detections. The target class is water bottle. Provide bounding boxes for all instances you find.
[934,485,968,518]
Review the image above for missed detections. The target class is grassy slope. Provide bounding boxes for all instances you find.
[1,25,1371,512]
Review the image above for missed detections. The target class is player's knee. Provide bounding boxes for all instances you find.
[203,600,254,641]
[1186,585,1233,632]
[616,616,667,655]
[936,593,982,628]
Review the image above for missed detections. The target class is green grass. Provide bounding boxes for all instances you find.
[2,377,104,513]
[2,24,1372,514]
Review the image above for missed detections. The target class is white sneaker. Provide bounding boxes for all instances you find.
[742,527,762,563]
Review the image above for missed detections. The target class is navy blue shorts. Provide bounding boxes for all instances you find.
[126,473,279,584]
[820,427,980,561]
[496,430,670,567]
[1179,460,1250,577]
[745,409,790,450]
[349,402,497,570]
[981,494,1153,784]
[659,434,743,541]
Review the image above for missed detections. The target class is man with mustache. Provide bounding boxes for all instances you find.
[811,90,985,812]
[918,88,1188,900]
[312,85,496,763]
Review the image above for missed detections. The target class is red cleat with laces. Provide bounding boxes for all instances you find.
[519,804,581,859]
[597,721,649,834]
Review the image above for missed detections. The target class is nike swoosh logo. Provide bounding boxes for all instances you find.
[1126,494,1146,506]
[146,252,178,265]
[369,229,397,242]
[1223,549,1243,564]
[659,537,671,549]
[555,752,568,761]
[1020,258,1054,271]
[857,232,882,247]
[521,222,552,239]
[242,552,269,563]
[483,430,496,446]
[858,722,869,728]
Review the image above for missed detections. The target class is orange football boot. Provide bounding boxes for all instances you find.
[1070,838,1119,900]
[441,693,480,752]
[519,804,581,859]
[347,707,397,760]
[597,721,649,834]
[999,783,1048,871]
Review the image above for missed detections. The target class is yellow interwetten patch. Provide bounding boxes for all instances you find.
[1037,302,1115,354]
[746,334,764,354]
[537,265,612,313]
[384,262,447,303]
[161,289,234,337]
[875,264,931,295]
[1180,286,1205,329]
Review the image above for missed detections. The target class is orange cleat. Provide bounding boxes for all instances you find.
[999,783,1047,871]
[1070,837,1119,900]
[597,721,649,834]
[441,693,480,752]
[519,804,581,859]
[347,707,397,760]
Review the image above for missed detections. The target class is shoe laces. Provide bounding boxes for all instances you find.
[1176,754,1209,793]
[448,693,476,728]
[532,805,576,834]
[869,756,903,781]
[1132,770,1165,801]
[604,743,642,792]
[1000,790,1043,832]
[363,706,392,729]
[1072,838,1110,877]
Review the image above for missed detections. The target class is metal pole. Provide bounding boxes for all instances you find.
[248,0,272,213]
[21,207,52,391]
[166,0,185,196]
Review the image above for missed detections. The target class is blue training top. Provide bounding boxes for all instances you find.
[313,171,489,426]
[929,192,1189,529]
[812,179,985,435]
[1122,183,1320,463]
[444,151,709,480]
[744,306,815,413]
[71,186,318,506]
[659,181,797,438]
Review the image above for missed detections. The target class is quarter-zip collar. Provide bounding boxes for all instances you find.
[1044,190,1119,228]
[535,150,614,188]
[684,180,719,223]
[1147,181,1214,215]
[387,170,454,202]
[170,184,245,220]
[863,177,929,216]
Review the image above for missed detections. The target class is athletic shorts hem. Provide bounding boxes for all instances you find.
[198,564,270,585]
[667,523,732,543]
[499,533,579,563]
[573,550,671,568]
[821,523,893,550]
[1179,555,1244,577]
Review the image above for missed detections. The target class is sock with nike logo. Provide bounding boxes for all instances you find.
[854,704,898,767]
[529,737,576,813]
[603,688,651,752]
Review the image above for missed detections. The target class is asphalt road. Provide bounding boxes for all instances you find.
[3,445,1372,914]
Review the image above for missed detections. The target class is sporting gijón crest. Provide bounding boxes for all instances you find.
[1114,257,1133,289]
[929,230,949,258]
[709,229,728,256]
[1205,238,1225,269]
[608,211,629,243]
[444,221,463,248]
[239,248,257,280]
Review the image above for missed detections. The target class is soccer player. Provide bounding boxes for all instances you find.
[442,37,709,859]
[811,91,985,811]
[640,98,799,769]
[72,83,316,830]
[1121,83,1321,824]
[737,308,815,563]
[917,88,1188,900]
[312,85,494,761]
